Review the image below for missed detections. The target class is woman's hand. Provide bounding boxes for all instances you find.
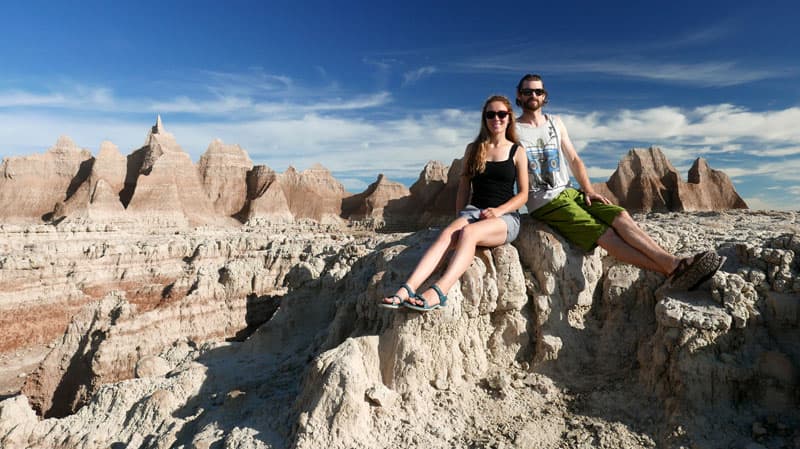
[480,208,502,219]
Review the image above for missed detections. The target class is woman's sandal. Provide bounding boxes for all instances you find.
[404,284,448,313]
[379,284,415,309]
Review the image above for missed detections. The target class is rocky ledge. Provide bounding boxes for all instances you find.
[0,210,797,449]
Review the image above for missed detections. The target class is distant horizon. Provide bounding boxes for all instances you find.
[1,0,798,210]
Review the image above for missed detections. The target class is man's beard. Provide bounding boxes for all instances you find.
[522,97,542,112]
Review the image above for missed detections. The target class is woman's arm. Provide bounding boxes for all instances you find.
[455,145,472,214]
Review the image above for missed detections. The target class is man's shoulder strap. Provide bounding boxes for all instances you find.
[544,114,560,141]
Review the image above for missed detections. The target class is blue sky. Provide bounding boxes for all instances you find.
[1,0,798,210]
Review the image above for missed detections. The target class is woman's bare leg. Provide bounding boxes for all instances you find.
[414,217,508,306]
[381,217,469,305]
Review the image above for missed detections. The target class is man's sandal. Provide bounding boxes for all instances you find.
[404,284,448,313]
[379,284,415,309]
[668,251,726,291]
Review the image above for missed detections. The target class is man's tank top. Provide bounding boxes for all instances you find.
[516,115,572,211]
[470,144,518,209]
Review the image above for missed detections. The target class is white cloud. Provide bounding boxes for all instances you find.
[586,166,616,179]
[2,77,800,212]
[456,58,785,87]
[403,66,437,85]
[0,86,116,109]
[0,91,66,107]
[149,91,392,116]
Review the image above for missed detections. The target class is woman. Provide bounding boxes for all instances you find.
[380,95,529,312]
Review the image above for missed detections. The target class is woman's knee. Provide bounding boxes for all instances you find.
[437,223,465,243]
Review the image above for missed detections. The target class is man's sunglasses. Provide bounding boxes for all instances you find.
[484,110,510,120]
[520,88,546,97]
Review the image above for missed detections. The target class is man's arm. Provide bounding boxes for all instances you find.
[555,116,610,206]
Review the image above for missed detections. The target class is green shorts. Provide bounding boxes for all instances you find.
[529,188,625,252]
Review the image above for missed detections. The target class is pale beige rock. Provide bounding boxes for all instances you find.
[244,165,294,222]
[198,139,253,217]
[123,117,217,226]
[0,136,92,222]
[678,158,748,211]
[277,164,347,223]
[1,211,799,449]
[54,141,128,222]
[342,174,411,226]
[592,147,748,212]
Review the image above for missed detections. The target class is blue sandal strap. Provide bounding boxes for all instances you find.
[430,284,447,307]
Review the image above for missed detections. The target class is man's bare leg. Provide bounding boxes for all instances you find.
[597,211,681,275]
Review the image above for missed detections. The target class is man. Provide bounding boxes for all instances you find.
[514,73,723,290]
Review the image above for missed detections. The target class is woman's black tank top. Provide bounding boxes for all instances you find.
[470,144,518,209]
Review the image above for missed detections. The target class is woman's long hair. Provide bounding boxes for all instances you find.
[464,95,519,178]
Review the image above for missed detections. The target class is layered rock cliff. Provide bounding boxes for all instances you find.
[1,210,797,448]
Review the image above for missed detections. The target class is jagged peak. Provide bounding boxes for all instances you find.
[142,115,180,150]
[152,115,164,135]
[51,135,79,151]
[97,141,123,158]
[307,163,329,172]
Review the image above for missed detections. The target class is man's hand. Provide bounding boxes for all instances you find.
[583,190,611,206]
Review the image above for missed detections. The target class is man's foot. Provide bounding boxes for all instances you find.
[380,284,415,309]
[668,251,725,291]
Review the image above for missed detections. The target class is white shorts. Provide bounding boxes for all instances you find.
[458,205,521,243]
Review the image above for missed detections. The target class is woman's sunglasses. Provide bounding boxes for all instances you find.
[484,110,510,120]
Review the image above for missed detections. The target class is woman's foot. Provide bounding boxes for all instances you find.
[380,284,415,309]
[405,285,448,312]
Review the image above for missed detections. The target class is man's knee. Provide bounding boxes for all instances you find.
[596,227,618,248]
[612,210,633,227]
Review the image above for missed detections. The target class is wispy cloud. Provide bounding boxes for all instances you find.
[456,59,786,87]
[149,91,391,116]
[2,72,799,209]
[0,86,116,109]
[403,66,437,85]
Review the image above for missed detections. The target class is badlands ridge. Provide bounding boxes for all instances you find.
[0,119,797,449]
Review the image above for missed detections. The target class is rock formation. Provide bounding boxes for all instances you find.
[592,147,748,212]
[0,122,749,227]
[677,157,748,211]
[0,123,773,448]
[122,116,217,226]
[198,139,253,217]
[0,136,92,222]
[278,164,347,224]
[341,174,411,227]
[404,159,453,227]
[1,210,797,449]
[243,165,294,223]
[53,141,128,222]
[243,164,348,224]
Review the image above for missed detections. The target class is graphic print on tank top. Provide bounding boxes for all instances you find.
[524,118,561,192]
